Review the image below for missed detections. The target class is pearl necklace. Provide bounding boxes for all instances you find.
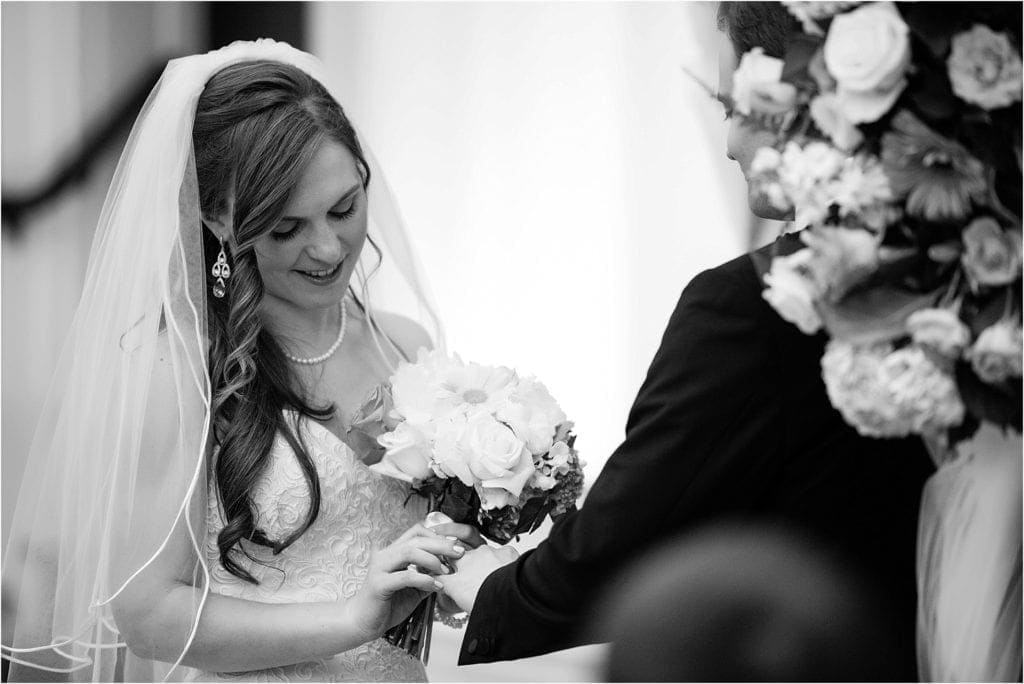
[285,301,348,365]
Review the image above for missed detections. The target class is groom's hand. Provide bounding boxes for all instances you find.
[439,544,519,613]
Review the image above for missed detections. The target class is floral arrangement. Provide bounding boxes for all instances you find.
[346,349,585,661]
[731,1,1022,443]
[348,349,585,542]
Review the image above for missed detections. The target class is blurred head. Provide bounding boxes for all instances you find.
[595,522,899,682]
[192,59,372,583]
[716,2,799,220]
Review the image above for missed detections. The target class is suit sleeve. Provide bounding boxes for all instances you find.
[459,261,787,664]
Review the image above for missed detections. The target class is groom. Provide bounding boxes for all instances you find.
[440,3,933,680]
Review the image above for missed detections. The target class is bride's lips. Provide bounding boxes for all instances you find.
[295,258,344,286]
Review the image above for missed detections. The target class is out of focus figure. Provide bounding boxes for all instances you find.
[595,522,900,682]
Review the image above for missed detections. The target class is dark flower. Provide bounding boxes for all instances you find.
[881,110,988,222]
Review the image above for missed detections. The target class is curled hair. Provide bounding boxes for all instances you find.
[194,60,370,583]
[716,2,800,60]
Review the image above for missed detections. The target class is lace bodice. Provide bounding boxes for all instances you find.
[191,413,429,682]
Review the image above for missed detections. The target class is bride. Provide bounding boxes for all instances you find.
[1,40,480,682]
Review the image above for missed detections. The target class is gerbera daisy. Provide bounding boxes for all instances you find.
[880,110,988,223]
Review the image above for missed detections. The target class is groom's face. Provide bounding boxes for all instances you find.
[717,33,791,221]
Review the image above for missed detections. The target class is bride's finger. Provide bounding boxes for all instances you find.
[410,535,468,563]
[393,523,439,544]
[429,522,485,549]
[399,547,450,576]
[380,567,443,597]
[375,540,448,575]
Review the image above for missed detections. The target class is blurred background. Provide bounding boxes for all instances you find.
[1,2,778,679]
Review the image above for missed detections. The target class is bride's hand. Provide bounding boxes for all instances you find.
[346,524,466,642]
[423,521,485,614]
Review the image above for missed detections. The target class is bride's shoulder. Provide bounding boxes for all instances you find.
[370,310,433,359]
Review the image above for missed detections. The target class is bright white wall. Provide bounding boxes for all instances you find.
[311,1,750,485]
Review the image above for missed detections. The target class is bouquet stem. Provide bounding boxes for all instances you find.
[383,497,443,664]
[384,591,436,664]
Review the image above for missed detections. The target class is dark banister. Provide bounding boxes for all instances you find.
[1,61,168,236]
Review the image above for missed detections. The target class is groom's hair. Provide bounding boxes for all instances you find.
[716,2,800,60]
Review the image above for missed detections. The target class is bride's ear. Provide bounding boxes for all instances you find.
[201,212,232,244]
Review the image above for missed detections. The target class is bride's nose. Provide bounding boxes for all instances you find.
[305,222,344,264]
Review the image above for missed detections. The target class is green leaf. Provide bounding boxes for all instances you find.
[514,495,556,536]
[900,4,954,58]
[962,288,1013,338]
[820,287,941,345]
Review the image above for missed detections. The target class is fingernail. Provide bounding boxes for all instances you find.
[453,545,466,555]
[445,536,458,542]
[434,579,444,590]
[442,565,451,574]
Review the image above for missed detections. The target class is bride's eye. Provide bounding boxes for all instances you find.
[329,197,359,221]
[271,220,301,242]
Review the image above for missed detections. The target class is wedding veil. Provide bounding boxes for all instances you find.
[1,39,444,681]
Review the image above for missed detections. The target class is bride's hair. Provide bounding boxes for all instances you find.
[193,60,371,583]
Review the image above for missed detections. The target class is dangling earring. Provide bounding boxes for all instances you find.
[211,239,231,298]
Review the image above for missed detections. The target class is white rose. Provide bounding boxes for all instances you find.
[475,486,516,511]
[968,321,1024,384]
[762,250,824,335]
[732,47,785,117]
[948,25,1023,110]
[824,2,911,123]
[961,217,1023,289]
[906,308,972,359]
[431,414,475,485]
[371,422,434,483]
[440,413,535,500]
[497,377,567,455]
[809,93,864,152]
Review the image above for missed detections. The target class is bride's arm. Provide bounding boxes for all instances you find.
[109,350,461,673]
[113,521,455,672]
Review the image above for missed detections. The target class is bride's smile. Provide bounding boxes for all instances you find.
[253,139,369,332]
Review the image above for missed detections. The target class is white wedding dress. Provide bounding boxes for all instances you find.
[189,412,429,682]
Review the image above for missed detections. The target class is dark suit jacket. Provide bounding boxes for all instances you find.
[459,235,933,679]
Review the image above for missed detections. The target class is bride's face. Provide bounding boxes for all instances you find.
[253,139,367,312]
[717,32,792,221]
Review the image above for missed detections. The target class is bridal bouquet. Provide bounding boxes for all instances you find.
[346,349,585,661]
[733,1,1021,444]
